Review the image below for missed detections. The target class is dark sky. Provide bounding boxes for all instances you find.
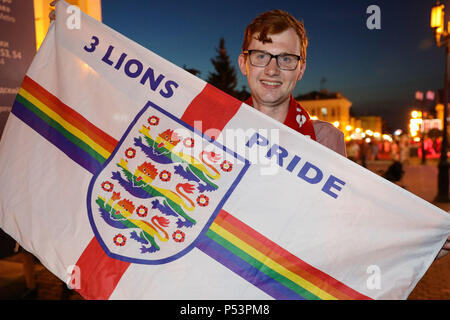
[102,0,448,132]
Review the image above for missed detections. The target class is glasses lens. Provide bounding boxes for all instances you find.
[277,54,299,70]
[249,51,270,67]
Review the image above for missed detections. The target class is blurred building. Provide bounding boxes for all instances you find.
[296,90,352,131]
[0,1,102,138]
[296,90,389,142]
[358,116,383,135]
[33,0,102,50]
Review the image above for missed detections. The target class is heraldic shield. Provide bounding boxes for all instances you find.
[87,100,249,264]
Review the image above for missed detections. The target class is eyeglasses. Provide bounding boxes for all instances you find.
[243,49,303,71]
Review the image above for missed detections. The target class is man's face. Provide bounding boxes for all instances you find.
[238,28,305,109]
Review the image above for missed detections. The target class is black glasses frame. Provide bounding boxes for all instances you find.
[243,49,303,70]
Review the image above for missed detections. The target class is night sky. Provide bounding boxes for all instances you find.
[101,0,448,132]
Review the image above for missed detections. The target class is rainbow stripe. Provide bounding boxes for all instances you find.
[198,209,371,300]
[12,76,117,174]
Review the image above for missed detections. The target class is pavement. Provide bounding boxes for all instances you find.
[0,158,448,300]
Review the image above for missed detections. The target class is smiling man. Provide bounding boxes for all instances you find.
[238,10,347,156]
[48,2,449,267]
[238,9,450,261]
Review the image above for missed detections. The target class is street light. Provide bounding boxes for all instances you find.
[431,3,445,42]
[409,110,421,137]
[431,2,450,202]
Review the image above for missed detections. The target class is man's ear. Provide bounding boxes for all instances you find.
[238,54,248,76]
[297,61,307,81]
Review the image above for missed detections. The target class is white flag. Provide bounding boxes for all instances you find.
[0,1,449,300]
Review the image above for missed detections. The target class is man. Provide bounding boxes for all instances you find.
[236,9,449,258]
[49,3,449,263]
[50,3,346,155]
[238,9,347,156]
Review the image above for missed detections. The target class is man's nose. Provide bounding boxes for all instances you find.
[264,57,280,76]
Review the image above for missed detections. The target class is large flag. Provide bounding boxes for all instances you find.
[0,1,449,300]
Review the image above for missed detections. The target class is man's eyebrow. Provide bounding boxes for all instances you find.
[250,49,298,55]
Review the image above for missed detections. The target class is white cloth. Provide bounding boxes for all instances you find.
[0,1,449,300]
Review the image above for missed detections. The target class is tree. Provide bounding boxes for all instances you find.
[207,38,237,96]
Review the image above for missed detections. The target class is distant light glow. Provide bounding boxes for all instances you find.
[409,118,423,137]
[431,4,445,30]
[415,91,423,101]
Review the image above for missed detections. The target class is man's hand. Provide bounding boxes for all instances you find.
[49,0,59,21]
[435,235,450,260]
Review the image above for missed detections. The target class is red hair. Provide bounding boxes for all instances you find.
[242,9,308,61]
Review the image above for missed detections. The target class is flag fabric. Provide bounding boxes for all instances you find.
[0,1,449,300]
